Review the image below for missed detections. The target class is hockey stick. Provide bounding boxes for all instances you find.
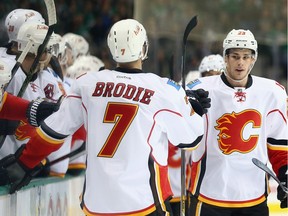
[17,0,57,98]
[180,15,198,216]
[169,55,174,80]
[0,0,57,149]
[9,41,34,80]
[252,158,288,194]
[46,141,86,167]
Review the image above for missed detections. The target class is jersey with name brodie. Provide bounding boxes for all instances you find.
[23,68,204,215]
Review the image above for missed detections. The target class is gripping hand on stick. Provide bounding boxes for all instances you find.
[186,89,211,116]
[277,166,288,208]
[0,145,44,194]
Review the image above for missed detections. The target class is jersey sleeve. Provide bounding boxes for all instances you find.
[0,92,30,120]
[19,81,85,169]
[157,82,204,149]
[267,87,288,176]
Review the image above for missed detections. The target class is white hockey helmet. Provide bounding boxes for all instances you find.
[107,19,148,63]
[185,70,200,84]
[198,54,225,73]
[66,55,104,79]
[5,9,45,43]
[16,22,59,56]
[54,34,73,67]
[223,29,258,60]
[0,59,11,101]
[62,33,89,61]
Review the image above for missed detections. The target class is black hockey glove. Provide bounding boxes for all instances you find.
[186,89,211,116]
[26,96,62,127]
[277,166,288,208]
[0,145,43,194]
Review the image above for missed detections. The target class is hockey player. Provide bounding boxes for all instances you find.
[62,32,89,62]
[0,59,60,126]
[66,55,104,79]
[0,21,59,158]
[198,54,225,77]
[0,8,46,137]
[1,9,73,178]
[0,19,208,215]
[65,55,105,176]
[168,54,223,215]
[186,29,288,215]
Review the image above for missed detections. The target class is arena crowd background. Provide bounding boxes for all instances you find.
[0,0,287,86]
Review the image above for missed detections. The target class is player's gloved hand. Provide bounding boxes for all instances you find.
[186,89,211,116]
[26,96,63,127]
[34,158,50,178]
[0,145,43,194]
[277,166,288,208]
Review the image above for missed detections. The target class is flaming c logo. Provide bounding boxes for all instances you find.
[215,110,261,155]
[15,120,34,141]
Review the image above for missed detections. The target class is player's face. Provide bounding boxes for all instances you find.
[225,48,255,82]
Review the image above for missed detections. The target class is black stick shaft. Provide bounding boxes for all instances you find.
[180,15,198,216]
[48,142,86,167]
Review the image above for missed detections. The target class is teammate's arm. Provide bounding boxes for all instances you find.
[0,92,30,120]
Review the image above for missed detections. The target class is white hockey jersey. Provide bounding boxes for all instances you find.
[23,68,205,215]
[0,49,70,176]
[0,50,45,158]
[186,74,288,207]
[168,144,192,202]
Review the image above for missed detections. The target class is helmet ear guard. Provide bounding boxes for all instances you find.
[107,19,149,63]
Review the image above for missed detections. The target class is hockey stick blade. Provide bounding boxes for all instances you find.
[17,0,57,97]
[47,142,86,167]
[44,0,57,26]
[252,158,288,194]
[183,16,198,46]
[181,16,198,88]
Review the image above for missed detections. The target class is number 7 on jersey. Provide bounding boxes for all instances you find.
[98,102,139,158]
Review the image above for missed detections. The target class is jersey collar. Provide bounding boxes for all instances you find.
[115,67,143,74]
[221,73,253,89]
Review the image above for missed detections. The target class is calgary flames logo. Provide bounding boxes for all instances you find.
[15,120,34,141]
[215,110,261,155]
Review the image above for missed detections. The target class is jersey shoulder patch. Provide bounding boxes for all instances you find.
[187,79,201,89]
[167,79,181,91]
